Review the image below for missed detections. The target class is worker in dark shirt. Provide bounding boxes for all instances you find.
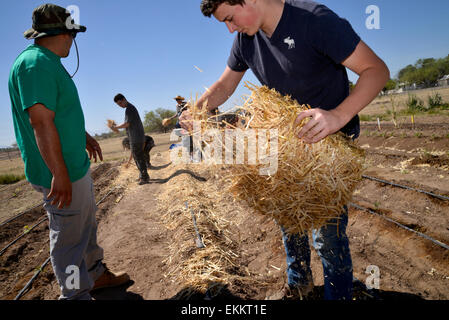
[113,94,150,184]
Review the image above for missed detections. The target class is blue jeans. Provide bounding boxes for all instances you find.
[281,207,353,300]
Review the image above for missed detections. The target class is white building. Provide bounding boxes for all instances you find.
[438,75,449,87]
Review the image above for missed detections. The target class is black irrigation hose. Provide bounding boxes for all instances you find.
[14,257,51,300]
[0,217,48,257]
[5,168,122,299]
[185,201,205,249]
[96,186,123,207]
[1,167,120,229]
[0,202,44,228]
[9,185,124,299]
[362,175,449,202]
[0,187,122,257]
[350,202,449,251]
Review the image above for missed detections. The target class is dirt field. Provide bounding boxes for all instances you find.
[1,110,448,300]
[360,86,449,116]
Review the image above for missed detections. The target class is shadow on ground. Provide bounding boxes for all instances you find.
[167,281,424,301]
[149,162,172,171]
[169,283,242,301]
[150,169,207,184]
[90,280,144,300]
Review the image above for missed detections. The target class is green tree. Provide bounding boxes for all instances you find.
[383,79,397,91]
[143,108,176,133]
[398,55,449,87]
[348,81,355,93]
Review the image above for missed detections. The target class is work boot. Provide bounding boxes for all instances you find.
[91,265,131,291]
[266,282,314,300]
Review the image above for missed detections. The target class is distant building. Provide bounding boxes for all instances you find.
[397,82,426,92]
[438,75,449,87]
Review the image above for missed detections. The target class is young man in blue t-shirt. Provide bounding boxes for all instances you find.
[181,0,389,300]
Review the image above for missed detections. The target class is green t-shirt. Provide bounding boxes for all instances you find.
[8,44,90,189]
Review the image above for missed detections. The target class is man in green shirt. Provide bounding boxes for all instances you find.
[9,4,129,300]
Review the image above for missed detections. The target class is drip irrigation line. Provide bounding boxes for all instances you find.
[362,175,449,202]
[14,257,51,300]
[0,217,48,257]
[350,202,449,251]
[5,169,123,300]
[0,202,44,228]
[1,185,123,256]
[96,185,123,207]
[185,201,205,248]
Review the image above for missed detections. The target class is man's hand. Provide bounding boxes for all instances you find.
[86,133,103,162]
[179,109,194,132]
[47,173,72,209]
[295,108,346,144]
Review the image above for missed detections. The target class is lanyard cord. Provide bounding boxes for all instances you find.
[70,38,80,78]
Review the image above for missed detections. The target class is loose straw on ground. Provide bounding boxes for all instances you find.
[157,165,268,299]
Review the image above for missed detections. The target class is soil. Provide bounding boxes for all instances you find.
[1,115,448,300]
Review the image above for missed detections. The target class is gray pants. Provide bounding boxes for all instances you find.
[32,171,105,300]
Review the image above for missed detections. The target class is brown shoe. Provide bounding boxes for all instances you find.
[92,266,130,291]
[266,282,314,300]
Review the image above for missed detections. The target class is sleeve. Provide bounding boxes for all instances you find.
[227,35,249,72]
[16,67,58,112]
[308,5,361,64]
[125,107,130,123]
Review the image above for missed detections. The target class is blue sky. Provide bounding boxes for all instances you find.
[1,0,449,147]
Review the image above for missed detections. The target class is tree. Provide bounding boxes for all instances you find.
[143,108,176,133]
[398,55,449,87]
[348,81,355,93]
[383,79,397,92]
[398,64,416,82]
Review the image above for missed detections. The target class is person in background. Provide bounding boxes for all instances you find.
[166,95,189,129]
[113,94,150,185]
[122,135,155,168]
[166,95,194,159]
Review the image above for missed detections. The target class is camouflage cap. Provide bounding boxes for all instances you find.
[24,3,86,40]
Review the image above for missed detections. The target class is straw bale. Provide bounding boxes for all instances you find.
[193,83,366,235]
[162,118,171,127]
[106,119,119,133]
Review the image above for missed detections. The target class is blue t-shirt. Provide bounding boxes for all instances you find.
[227,0,361,137]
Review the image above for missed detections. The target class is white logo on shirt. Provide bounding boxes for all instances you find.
[284,37,295,49]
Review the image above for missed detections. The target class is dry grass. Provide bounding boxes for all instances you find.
[0,133,175,181]
[362,86,449,116]
[157,163,269,299]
